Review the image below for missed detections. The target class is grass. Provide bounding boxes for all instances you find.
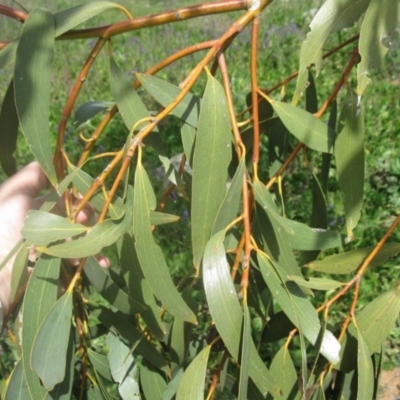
[1,0,400,377]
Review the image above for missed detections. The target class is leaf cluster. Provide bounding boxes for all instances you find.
[0,1,399,399]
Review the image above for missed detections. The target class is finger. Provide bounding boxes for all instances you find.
[0,162,47,202]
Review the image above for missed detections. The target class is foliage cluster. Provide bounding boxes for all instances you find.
[0,0,399,399]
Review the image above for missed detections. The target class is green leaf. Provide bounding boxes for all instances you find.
[137,73,200,127]
[22,210,88,245]
[0,40,18,70]
[106,333,141,400]
[37,187,133,258]
[253,179,312,295]
[109,56,164,154]
[293,0,370,103]
[88,349,113,382]
[14,8,57,183]
[10,242,29,303]
[238,301,251,400]
[335,88,364,237]
[191,74,232,269]
[176,345,211,400]
[21,256,61,399]
[262,311,295,343]
[212,157,245,235]
[306,70,319,114]
[287,275,343,291]
[357,0,400,95]
[70,165,124,219]
[140,362,168,400]
[170,311,192,375]
[203,231,281,397]
[181,123,196,167]
[150,211,180,225]
[350,286,400,354]
[110,56,150,132]
[84,256,146,314]
[96,306,169,374]
[163,368,184,400]
[355,329,374,400]
[54,1,122,36]
[268,346,298,400]
[306,242,400,274]
[74,101,114,128]
[271,101,335,153]
[31,291,73,391]
[0,80,18,175]
[4,360,31,400]
[119,233,165,339]
[134,163,196,324]
[282,219,345,251]
[257,253,341,364]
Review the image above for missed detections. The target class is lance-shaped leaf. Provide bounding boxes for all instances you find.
[257,253,341,364]
[54,1,122,36]
[269,346,298,400]
[21,256,60,399]
[306,242,400,274]
[31,291,73,390]
[140,362,168,400]
[349,286,400,354]
[14,8,56,183]
[176,345,211,400]
[203,231,281,397]
[357,0,400,96]
[10,242,29,304]
[88,349,113,382]
[119,233,165,339]
[212,157,245,235]
[238,301,251,400]
[37,187,132,258]
[74,101,114,128]
[355,328,374,400]
[109,56,164,154]
[84,256,146,314]
[293,0,370,103]
[4,360,31,400]
[0,80,18,176]
[191,74,232,269]
[181,123,196,167]
[97,306,169,374]
[110,57,150,132]
[22,211,88,245]
[107,333,141,400]
[134,162,196,324]
[0,40,18,70]
[271,101,335,153]
[288,275,343,291]
[335,88,364,237]
[252,180,311,294]
[137,73,200,127]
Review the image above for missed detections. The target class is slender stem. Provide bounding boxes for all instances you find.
[250,15,260,177]
[0,4,27,23]
[60,0,250,40]
[315,48,359,119]
[54,38,107,177]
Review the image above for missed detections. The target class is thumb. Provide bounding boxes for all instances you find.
[0,162,48,201]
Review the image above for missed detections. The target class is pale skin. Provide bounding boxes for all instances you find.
[0,162,108,324]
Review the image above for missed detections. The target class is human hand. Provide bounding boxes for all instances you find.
[0,162,108,326]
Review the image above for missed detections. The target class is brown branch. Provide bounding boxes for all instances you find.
[59,0,250,40]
